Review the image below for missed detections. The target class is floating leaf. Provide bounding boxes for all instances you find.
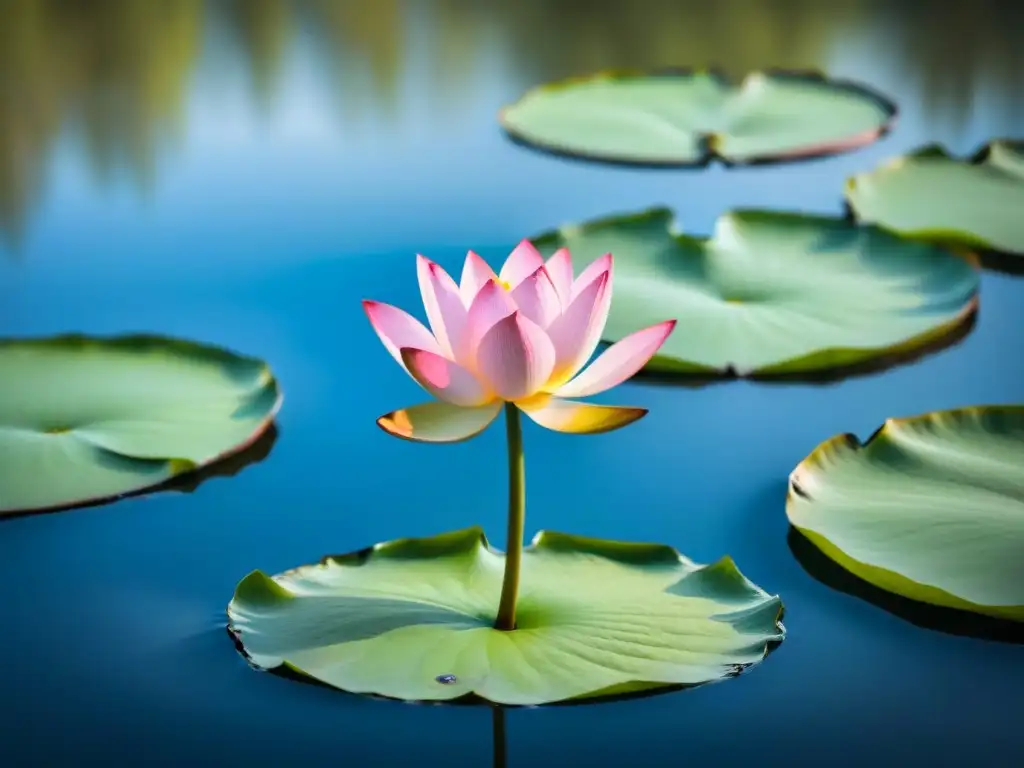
[787,405,1024,622]
[787,527,1024,644]
[227,527,784,705]
[846,141,1024,259]
[0,335,282,516]
[499,69,896,166]
[531,208,978,377]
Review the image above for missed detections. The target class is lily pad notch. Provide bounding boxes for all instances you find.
[0,334,283,516]
[787,405,1024,622]
[499,68,898,168]
[846,140,1024,270]
[227,525,785,706]
[531,207,979,379]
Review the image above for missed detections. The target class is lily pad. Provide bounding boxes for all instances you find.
[531,208,978,377]
[499,69,896,166]
[227,527,784,705]
[0,335,282,516]
[846,141,1024,259]
[786,405,1024,621]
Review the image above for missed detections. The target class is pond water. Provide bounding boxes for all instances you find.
[1,1,1023,765]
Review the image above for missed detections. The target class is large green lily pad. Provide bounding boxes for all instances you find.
[846,141,1024,258]
[531,208,978,377]
[0,335,281,516]
[499,69,896,166]
[227,527,784,705]
[787,405,1024,621]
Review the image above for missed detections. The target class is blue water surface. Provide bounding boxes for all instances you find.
[1,2,1022,765]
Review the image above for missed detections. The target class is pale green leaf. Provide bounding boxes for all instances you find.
[787,405,1024,621]
[846,141,1024,257]
[531,208,978,376]
[0,335,281,515]
[227,527,784,705]
[500,70,895,165]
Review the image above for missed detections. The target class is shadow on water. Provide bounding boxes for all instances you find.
[631,305,979,389]
[788,526,1024,645]
[0,423,280,522]
[167,422,279,493]
[970,248,1024,277]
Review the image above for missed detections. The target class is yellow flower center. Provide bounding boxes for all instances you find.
[497,279,511,291]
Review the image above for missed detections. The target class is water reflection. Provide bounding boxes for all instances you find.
[872,0,1024,128]
[0,0,1021,242]
[0,0,200,242]
[223,0,292,109]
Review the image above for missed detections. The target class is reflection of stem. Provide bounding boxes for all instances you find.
[494,402,525,631]
[492,706,508,768]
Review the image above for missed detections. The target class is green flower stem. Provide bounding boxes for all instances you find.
[494,402,525,631]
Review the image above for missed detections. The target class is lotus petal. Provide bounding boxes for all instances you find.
[519,396,647,434]
[544,247,574,305]
[475,312,556,401]
[376,400,502,443]
[462,279,517,366]
[556,320,676,398]
[416,255,467,359]
[544,271,610,386]
[499,240,546,290]
[509,266,561,328]
[401,348,492,406]
[569,252,612,301]
[459,250,498,306]
[363,300,442,374]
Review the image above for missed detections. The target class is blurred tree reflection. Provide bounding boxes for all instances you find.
[302,0,405,121]
[224,0,292,110]
[461,0,860,83]
[0,0,1021,244]
[0,0,201,244]
[868,0,1024,128]
[0,2,58,243]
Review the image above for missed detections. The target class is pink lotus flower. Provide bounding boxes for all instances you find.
[364,241,676,442]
